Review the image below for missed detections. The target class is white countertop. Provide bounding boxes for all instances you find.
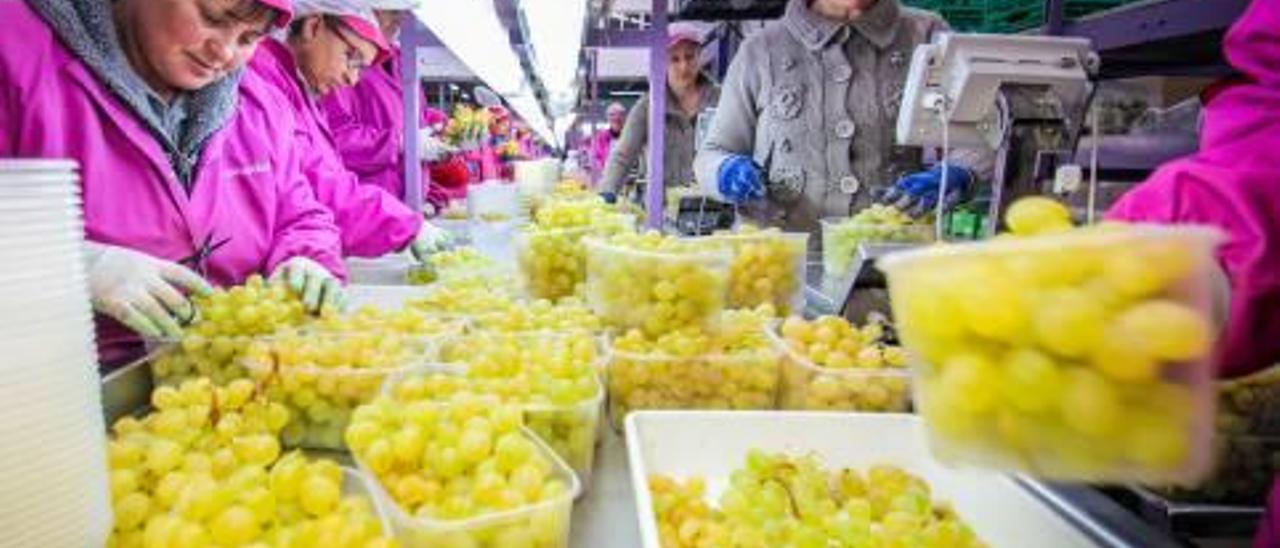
[570,428,643,548]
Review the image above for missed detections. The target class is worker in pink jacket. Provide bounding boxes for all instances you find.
[246,0,451,260]
[1107,0,1280,380]
[317,3,453,216]
[0,0,348,367]
[589,102,627,184]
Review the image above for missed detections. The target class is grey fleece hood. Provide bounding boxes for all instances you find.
[27,0,243,185]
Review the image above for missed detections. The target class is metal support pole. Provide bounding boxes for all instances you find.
[401,19,425,212]
[645,0,668,230]
[1044,0,1066,35]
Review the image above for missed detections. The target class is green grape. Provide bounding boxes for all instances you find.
[346,394,574,548]
[585,232,731,336]
[823,205,931,276]
[658,452,986,548]
[608,310,781,429]
[1004,196,1072,236]
[776,316,911,412]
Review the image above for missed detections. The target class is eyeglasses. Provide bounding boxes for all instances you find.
[325,19,372,73]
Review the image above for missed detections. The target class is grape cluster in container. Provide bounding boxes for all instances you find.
[770,315,912,413]
[882,224,1223,483]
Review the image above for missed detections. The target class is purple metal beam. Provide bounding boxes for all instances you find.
[402,18,426,212]
[645,0,668,230]
[1057,0,1247,51]
[586,28,661,48]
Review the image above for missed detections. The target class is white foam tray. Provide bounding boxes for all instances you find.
[624,411,1099,548]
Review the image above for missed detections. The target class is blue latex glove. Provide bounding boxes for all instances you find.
[716,155,765,203]
[600,191,618,205]
[880,164,973,216]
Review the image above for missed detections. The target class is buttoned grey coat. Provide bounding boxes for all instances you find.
[695,0,981,233]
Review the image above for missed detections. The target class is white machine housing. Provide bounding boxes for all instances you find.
[896,33,1096,150]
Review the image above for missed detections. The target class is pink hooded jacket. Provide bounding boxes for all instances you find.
[0,1,346,365]
[1107,0,1280,379]
[247,40,423,257]
[589,128,616,183]
[318,49,450,213]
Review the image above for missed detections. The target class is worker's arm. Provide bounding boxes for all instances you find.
[694,37,764,201]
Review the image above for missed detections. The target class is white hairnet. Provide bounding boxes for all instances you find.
[292,0,377,18]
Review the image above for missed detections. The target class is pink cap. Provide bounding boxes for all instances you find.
[337,13,392,65]
[668,22,702,50]
[254,0,295,29]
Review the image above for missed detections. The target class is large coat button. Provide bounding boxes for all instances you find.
[839,175,861,195]
[833,65,853,83]
[835,120,857,139]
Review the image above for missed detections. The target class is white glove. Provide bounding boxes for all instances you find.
[269,257,345,314]
[418,128,457,162]
[409,223,454,262]
[85,242,214,339]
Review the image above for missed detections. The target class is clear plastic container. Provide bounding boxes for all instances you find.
[516,226,595,301]
[240,332,440,450]
[404,332,605,489]
[340,467,396,537]
[697,231,809,315]
[347,255,417,285]
[516,217,635,301]
[149,335,257,387]
[606,345,780,431]
[1154,434,1280,505]
[356,428,580,548]
[765,325,911,412]
[523,386,604,491]
[879,225,1224,484]
[584,238,732,336]
[821,217,934,277]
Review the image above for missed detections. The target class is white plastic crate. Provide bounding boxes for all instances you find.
[625,411,1098,548]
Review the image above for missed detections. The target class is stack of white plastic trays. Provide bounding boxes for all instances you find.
[0,159,112,545]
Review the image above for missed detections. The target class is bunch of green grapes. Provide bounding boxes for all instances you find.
[406,280,518,317]
[585,232,731,337]
[648,476,727,548]
[532,196,618,229]
[427,247,497,274]
[518,211,634,301]
[473,298,603,333]
[705,228,807,315]
[104,378,291,546]
[241,329,433,450]
[424,332,603,483]
[608,309,780,430]
[889,219,1219,481]
[309,305,467,338]
[151,275,310,386]
[121,451,395,548]
[823,205,931,276]
[775,316,911,412]
[710,452,985,548]
[346,394,574,547]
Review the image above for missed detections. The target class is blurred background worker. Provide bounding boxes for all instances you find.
[599,23,721,204]
[318,0,454,216]
[0,0,348,368]
[246,0,452,262]
[588,102,627,185]
[695,0,986,233]
[1106,0,1280,380]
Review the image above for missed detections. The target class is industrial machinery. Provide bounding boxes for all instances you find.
[823,34,1098,319]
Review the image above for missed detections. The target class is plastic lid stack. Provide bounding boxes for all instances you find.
[0,159,112,545]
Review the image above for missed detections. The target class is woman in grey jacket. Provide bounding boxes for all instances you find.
[695,0,982,233]
[600,23,721,202]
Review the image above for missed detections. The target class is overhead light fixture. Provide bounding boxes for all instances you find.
[413,1,526,95]
[520,0,588,113]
